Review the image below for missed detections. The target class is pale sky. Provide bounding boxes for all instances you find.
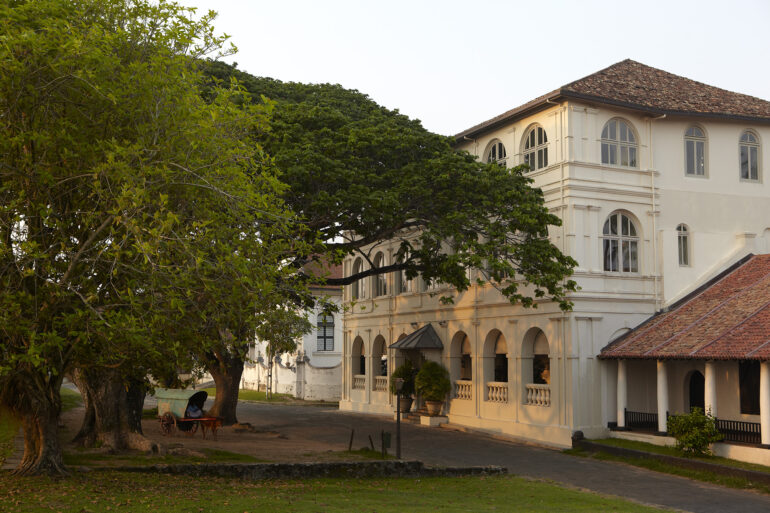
[185,0,770,136]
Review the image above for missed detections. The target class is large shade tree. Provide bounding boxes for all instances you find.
[0,0,309,475]
[206,63,578,309]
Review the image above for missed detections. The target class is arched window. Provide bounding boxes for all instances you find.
[373,252,387,297]
[460,337,472,380]
[532,333,550,385]
[494,336,508,383]
[677,224,690,267]
[601,119,638,167]
[523,126,548,171]
[740,130,760,181]
[351,258,366,300]
[485,140,507,166]
[684,126,706,176]
[602,212,639,273]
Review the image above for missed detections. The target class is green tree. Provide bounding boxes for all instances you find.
[205,63,577,309]
[0,0,307,475]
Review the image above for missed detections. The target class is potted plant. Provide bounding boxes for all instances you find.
[389,360,416,413]
[415,360,451,416]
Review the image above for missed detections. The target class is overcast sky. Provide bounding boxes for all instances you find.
[185,0,770,136]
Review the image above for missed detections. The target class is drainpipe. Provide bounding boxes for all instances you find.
[649,114,666,310]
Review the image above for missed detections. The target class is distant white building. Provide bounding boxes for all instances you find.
[339,60,770,463]
[241,265,343,402]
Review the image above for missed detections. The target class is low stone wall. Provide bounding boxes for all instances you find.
[88,461,506,479]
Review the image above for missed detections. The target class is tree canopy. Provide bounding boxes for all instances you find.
[0,0,310,474]
[206,63,577,309]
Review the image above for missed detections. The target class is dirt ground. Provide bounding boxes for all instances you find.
[59,400,354,464]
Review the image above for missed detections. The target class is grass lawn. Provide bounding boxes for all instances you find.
[568,438,770,495]
[201,387,293,403]
[592,438,770,475]
[0,472,675,513]
[0,406,19,466]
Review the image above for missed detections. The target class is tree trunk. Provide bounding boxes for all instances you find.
[73,369,156,453]
[13,386,67,476]
[71,370,96,447]
[206,355,243,425]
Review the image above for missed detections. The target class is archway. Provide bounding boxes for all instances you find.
[687,371,705,412]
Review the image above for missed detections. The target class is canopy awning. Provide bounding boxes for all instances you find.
[601,254,770,361]
[390,324,443,350]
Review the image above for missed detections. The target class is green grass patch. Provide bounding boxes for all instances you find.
[569,438,770,495]
[142,407,158,419]
[0,406,20,467]
[0,472,675,512]
[201,388,292,403]
[592,438,770,475]
[60,388,82,412]
[63,447,260,467]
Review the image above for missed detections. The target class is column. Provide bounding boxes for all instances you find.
[761,362,770,446]
[705,361,717,417]
[616,359,627,428]
[656,360,668,434]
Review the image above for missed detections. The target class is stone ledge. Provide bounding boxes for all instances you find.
[82,461,507,479]
[420,415,448,427]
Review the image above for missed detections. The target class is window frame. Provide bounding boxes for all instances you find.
[684,125,708,177]
[677,224,690,267]
[372,252,387,297]
[316,313,335,352]
[522,125,549,172]
[601,211,640,273]
[351,258,365,300]
[601,118,639,168]
[739,130,761,182]
[485,139,508,167]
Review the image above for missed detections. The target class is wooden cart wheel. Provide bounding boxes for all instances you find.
[160,412,176,436]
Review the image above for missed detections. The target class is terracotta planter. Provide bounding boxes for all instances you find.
[425,400,443,416]
[398,397,413,413]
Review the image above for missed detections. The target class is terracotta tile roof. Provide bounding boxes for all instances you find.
[600,254,770,361]
[455,59,770,140]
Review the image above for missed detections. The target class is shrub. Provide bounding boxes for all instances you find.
[415,361,451,402]
[389,361,416,397]
[666,407,723,456]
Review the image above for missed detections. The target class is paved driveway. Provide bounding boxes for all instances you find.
[234,401,770,513]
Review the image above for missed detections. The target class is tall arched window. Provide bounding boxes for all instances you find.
[602,212,639,273]
[373,252,387,297]
[460,337,472,380]
[523,126,548,171]
[740,130,760,181]
[351,258,366,300]
[677,224,690,267]
[485,140,507,167]
[685,126,706,176]
[601,119,638,167]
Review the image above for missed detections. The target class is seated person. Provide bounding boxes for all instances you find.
[185,403,203,419]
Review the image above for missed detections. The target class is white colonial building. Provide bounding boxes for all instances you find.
[242,266,343,402]
[339,60,770,458]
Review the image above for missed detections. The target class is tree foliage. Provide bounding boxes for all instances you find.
[0,0,309,474]
[667,407,723,457]
[206,63,577,310]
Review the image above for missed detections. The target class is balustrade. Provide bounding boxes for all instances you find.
[373,376,388,391]
[486,382,508,403]
[454,380,472,400]
[526,383,550,406]
[352,374,365,390]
